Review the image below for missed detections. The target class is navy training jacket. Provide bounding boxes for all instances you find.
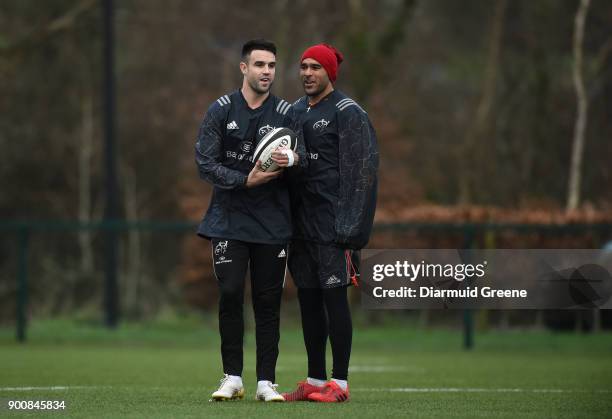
[291,90,379,250]
[195,89,306,244]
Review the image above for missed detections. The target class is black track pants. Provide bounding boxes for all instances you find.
[211,238,287,382]
[297,286,352,381]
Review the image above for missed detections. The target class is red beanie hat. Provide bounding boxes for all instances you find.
[301,43,344,83]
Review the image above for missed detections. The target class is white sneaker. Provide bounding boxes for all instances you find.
[211,374,245,401]
[256,381,285,402]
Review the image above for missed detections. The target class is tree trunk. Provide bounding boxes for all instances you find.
[123,167,142,316]
[458,0,507,204]
[78,93,94,273]
[273,0,289,95]
[566,0,590,212]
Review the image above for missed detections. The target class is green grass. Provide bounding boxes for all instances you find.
[1,319,612,418]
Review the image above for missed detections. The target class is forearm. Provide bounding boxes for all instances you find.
[335,111,379,244]
[195,109,248,190]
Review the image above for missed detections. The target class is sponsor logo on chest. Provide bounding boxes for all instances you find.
[225,122,277,162]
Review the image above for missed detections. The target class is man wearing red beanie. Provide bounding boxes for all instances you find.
[283,43,379,403]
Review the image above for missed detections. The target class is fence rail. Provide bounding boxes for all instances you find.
[3,220,611,345]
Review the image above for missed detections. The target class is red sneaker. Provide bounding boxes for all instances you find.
[282,381,324,402]
[307,381,350,403]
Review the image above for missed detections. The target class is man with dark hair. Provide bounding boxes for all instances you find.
[283,43,379,403]
[195,38,305,402]
[241,39,276,61]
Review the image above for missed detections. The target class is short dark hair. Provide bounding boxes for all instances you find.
[241,39,277,61]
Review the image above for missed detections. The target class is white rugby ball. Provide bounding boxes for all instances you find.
[252,127,298,172]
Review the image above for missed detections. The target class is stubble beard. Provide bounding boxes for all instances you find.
[305,80,326,99]
[249,77,272,95]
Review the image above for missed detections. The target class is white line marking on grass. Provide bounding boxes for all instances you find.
[353,387,612,394]
[0,386,102,392]
[349,366,425,373]
[5,386,609,395]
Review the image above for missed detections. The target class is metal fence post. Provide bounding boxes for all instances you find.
[463,225,475,350]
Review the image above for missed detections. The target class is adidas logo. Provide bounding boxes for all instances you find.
[325,274,341,285]
[277,249,286,258]
[227,121,239,130]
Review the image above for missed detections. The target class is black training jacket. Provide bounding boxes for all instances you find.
[291,90,379,250]
[195,89,306,244]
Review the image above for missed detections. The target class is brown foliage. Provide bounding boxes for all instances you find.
[375,204,612,224]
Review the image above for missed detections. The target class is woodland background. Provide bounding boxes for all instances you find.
[1,0,611,324]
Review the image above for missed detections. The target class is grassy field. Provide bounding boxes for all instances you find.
[1,318,612,418]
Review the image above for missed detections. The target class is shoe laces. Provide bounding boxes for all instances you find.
[321,382,338,394]
[267,383,280,394]
[218,374,230,387]
[259,382,280,396]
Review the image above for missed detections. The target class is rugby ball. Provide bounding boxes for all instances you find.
[253,127,298,172]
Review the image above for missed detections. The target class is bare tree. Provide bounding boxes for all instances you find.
[566,0,591,212]
[122,166,142,315]
[78,92,95,273]
[458,0,507,204]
